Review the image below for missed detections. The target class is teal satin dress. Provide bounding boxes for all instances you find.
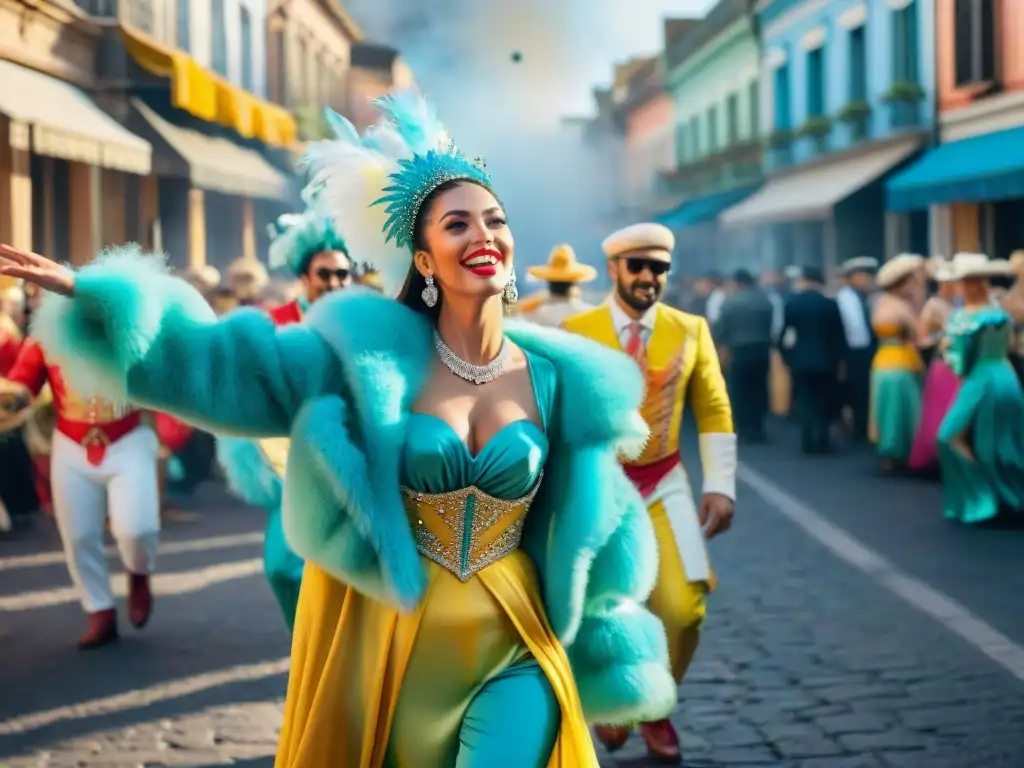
[938,307,1024,523]
[264,507,304,631]
[385,350,564,767]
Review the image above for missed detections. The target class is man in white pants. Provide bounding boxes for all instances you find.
[1,339,159,649]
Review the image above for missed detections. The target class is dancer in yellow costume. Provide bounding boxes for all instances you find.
[563,222,736,764]
[5,94,677,768]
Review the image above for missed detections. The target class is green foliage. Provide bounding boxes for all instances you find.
[882,81,925,103]
[764,128,792,148]
[837,101,871,123]
[795,115,832,137]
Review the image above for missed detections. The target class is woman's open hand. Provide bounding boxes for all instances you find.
[0,244,75,296]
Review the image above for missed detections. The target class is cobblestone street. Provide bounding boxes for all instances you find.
[2,425,1023,766]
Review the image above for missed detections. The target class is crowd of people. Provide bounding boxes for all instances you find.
[0,87,1020,768]
[0,92,741,766]
[676,252,1024,526]
[0,230,384,646]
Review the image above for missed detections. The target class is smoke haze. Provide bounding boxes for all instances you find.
[343,0,712,284]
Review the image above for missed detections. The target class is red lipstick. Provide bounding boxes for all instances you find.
[460,248,502,277]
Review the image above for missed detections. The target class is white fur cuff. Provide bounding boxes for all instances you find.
[699,432,737,500]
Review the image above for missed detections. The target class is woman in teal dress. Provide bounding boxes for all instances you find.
[869,254,926,469]
[0,93,676,767]
[938,253,1024,524]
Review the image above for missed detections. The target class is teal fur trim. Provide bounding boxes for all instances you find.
[216,436,283,509]
[31,245,345,437]
[569,604,677,724]
[29,248,664,722]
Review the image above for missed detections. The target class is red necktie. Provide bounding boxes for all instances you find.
[625,321,647,369]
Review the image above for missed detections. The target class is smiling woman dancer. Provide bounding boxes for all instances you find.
[0,93,675,767]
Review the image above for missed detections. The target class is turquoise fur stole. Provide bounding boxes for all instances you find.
[31,245,676,724]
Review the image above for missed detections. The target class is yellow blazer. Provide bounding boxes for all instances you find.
[562,303,732,465]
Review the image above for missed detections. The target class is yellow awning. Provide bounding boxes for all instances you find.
[119,26,297,149]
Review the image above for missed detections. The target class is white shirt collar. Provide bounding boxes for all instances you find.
[607,293,657,335]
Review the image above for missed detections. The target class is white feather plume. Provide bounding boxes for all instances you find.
[302,136,411,297]
[298,91,469,298]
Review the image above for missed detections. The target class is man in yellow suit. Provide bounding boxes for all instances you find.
[562,222,736,763]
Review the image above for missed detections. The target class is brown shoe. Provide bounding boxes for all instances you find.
[78,608,119,650]
[127,572,153,629]
[593,724,632,752]
[640,719,681,762]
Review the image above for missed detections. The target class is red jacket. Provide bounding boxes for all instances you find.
[6,340,143,463]
[268,299,303,327]
[0,316,21,376]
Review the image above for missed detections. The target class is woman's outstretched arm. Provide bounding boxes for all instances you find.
[1,244,343,437]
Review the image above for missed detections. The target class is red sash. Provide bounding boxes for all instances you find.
[622,452,681,498]
[57,412,142,466]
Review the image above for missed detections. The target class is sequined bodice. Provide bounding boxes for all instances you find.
[399,352,555,580]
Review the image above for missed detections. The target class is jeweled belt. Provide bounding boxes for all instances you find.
[401,474,543,582]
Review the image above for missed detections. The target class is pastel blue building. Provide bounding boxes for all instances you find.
[719,0,935,274]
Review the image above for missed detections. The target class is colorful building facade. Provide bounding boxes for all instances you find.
[83,0,299,271]
[659,0,762,275]
[0,0,153,280]
[888,0,1024,260]
[723,0,935,275]
[616,54,675,218]
[266,0,362,141]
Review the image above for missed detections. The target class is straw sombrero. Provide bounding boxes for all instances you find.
[877,253,924,288]
[527,244,597,284]
[952,252,1015,279]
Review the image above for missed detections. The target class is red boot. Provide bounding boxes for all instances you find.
[640,719,681,763]
[127,572,153,629]
[593,724,632,753]
[78,608,118,650]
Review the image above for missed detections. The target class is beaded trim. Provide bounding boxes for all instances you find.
[401,473,543,582]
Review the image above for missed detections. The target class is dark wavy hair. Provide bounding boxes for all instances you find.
[397,178,495,323]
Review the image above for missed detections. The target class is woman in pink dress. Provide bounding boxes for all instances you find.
[908,258,960,471]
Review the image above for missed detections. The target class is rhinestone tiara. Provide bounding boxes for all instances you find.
[373,150,492,250]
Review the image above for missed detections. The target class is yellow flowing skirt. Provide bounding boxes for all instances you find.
[275,551,598,768]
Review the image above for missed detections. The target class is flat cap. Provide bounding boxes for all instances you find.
[602,222,675,263]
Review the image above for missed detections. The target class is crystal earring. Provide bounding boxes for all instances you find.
[502,272,518,305]
[421,274,438,308]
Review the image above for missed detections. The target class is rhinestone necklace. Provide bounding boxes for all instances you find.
[434,331,510,385]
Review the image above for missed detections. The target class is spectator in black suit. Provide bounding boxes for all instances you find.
[779,267,848,453]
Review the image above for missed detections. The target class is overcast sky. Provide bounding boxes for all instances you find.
[338,0,718,269]
[344,0,717,119]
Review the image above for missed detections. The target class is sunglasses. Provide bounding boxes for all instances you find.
[316,268,350,282]
[622,258,670,277]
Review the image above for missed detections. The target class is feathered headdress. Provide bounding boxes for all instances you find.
[266,208,348,276]
[301,92,493,297]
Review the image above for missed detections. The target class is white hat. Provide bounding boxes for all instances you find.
[877,253,925,289]
[602,223,675,263]
[951,252,1013,279]
[927,256,957,283]
[841,256,879,275]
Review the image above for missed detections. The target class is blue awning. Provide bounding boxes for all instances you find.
[887,125,1024,211]
[656,184,760,228]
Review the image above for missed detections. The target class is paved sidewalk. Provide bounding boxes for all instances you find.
[2,462,1024,766]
